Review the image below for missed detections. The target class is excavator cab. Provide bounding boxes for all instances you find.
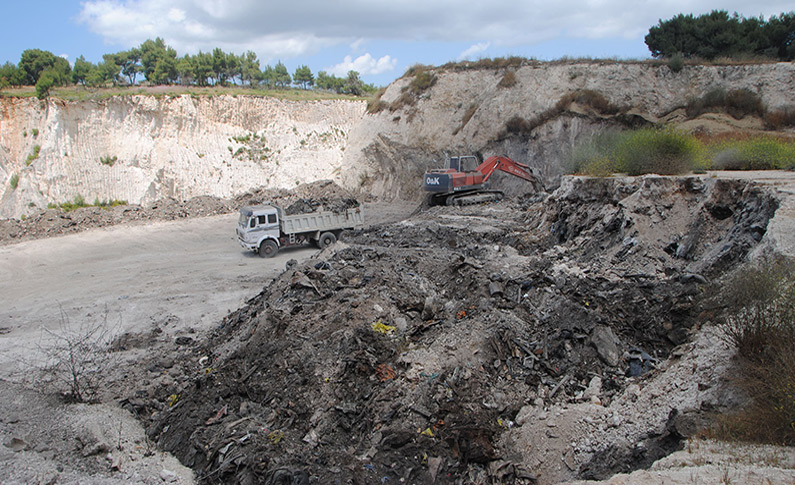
[446,155,479,172]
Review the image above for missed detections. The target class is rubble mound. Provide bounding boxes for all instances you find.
[137,176,777,484]
[0,180,360,246]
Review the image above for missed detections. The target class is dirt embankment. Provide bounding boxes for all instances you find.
[0,180,365,246]
[114,175,779,484]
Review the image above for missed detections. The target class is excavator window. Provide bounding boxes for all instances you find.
[459,156,478,172]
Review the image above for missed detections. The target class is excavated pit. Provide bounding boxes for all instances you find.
[133,175,777,484]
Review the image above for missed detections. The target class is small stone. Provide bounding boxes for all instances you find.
[160,469,179,483]
[488,281,504,296]
[394,317,407,332]
[174,336,193,346]
[591,326,621,367]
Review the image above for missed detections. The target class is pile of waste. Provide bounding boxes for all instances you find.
[132,175,777,484]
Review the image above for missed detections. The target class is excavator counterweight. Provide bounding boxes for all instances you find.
[423,155,540,206]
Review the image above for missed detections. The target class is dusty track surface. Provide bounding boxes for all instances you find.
[0,213,315,376]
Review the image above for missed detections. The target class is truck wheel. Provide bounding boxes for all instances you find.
[258,240,279,258]
[318,232,337,249]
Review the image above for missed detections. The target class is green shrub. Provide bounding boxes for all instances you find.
[31,128,39,137]
[99,155,118,166]
[9,173,19,190]
[92,198,127,208]
[567,127,701,176]
[667,53,684,73]
[707,137,795,170]
[26,145,41,165]
[616,128,702,175]
[49,194,89,212]
[566,131,623,175]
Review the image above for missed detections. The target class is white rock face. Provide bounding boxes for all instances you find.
[0,95,365,218]
[340,62,795,198]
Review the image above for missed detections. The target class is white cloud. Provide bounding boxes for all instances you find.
[458,42,491,60]
[76,0,793,59]
[167,8,186,22]
[326,53,398,76]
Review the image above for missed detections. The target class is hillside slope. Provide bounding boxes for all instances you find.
[340,61,795,199]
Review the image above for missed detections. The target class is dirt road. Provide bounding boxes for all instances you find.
[0,213,315,380]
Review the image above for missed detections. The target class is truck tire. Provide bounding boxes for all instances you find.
[318,232,337,249]
[259,239,279,258]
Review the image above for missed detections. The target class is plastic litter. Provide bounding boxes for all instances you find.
[371,319,396,335]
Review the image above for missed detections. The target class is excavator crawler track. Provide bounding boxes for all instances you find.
[445,190,505,206]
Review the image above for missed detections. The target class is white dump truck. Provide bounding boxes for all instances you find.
[237,204,364,257]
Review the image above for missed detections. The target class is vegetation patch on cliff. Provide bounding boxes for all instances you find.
[568,129,795,176]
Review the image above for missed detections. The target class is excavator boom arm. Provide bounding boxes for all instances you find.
[477,156,536,183]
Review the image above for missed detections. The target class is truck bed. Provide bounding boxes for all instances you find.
[281,207,363,234]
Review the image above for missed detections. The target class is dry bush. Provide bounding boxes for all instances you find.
[765,105,795,130]
[497,71,517,88]
[453,103,479,136]
[37,309,120,402]
[686,87,728,118]
[389,92,415,112]
[388,67,437,111]
[502,89,620,138]
[408,70,437,93]
[715,257,795,445]
[366,88,389,114]
[504,115,534,135]
[686,88,765,120]
[726,89,766,119]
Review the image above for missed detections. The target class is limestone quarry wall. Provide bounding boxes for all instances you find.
[339,62,795,199]
[1,62,793,218]
[0,95,365,218]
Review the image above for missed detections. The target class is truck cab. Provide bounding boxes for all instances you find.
[237,205,281,256]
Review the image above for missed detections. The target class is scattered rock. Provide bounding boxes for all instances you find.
[591,326,621,367]
[159,469,179,482]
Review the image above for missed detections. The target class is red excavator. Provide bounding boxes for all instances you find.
[423,154,541,206]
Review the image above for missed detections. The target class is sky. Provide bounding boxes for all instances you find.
[0,1,792,87]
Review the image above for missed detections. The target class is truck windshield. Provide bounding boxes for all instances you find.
[238,212,249,225]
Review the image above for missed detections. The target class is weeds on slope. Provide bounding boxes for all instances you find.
[568,129,795,176]
[47,194,128,212]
